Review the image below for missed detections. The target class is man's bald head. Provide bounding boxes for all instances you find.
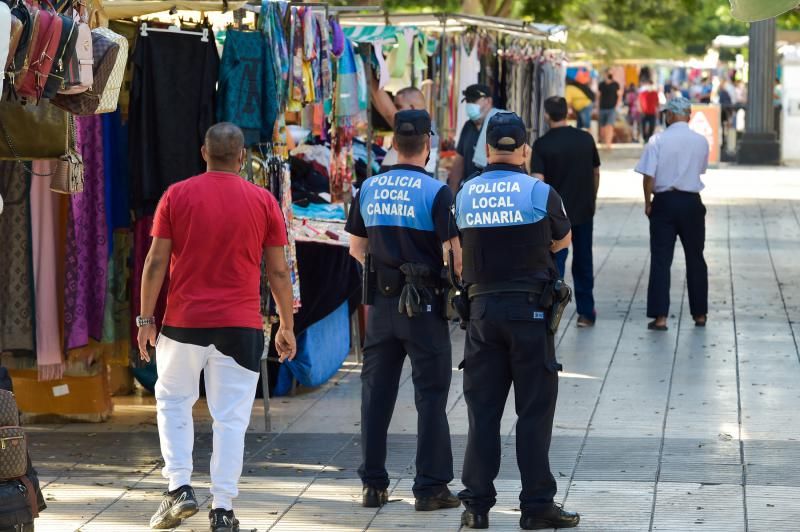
[394,87,426,111]
[203,123,245,168]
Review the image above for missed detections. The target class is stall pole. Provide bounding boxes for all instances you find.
[435,15,448,179]
[411,34,417,88]
[360,42,375,180]
[260,350,271,432]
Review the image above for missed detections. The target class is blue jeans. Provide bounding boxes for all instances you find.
[576,104,593,129]
[554,220,595,320]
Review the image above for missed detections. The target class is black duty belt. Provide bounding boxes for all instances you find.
[467,281,548,300]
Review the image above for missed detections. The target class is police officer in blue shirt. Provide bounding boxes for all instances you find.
[456,112,580,530]
[345,110,463,513]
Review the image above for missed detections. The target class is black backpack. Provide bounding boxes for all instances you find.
[0,367,45,532]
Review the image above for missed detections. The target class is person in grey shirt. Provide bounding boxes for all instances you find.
[635,97,710,331]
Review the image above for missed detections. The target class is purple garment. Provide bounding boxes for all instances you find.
[64,116,108,350]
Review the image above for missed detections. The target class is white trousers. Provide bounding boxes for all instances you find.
[155,335,260,510]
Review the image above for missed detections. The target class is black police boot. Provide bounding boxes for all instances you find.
[461,509,489,529]
[209,508,240,532]
[520,504,580,529]
[362,486,389,508]
[149,485,199,529]
[414,487,461,511]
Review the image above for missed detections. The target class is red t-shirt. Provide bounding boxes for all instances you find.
[151,171,288,329]
[639,89,660,116]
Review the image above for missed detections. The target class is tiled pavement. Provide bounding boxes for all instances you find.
[25,163,800,531]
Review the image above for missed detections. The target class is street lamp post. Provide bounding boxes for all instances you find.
[737,18,781,165]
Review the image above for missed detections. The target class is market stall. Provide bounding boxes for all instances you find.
[0,1,567,421]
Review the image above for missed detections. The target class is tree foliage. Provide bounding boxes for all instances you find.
[334,0,800,59]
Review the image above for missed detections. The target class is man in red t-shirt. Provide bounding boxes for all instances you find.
[137,123,296,532]
[639,82,661,144]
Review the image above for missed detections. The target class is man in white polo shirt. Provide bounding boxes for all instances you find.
[635,97,710,331]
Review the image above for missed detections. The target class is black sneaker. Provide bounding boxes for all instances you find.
[209,508,240,532]
[149,485,199,529]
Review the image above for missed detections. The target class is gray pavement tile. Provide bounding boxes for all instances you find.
[26,188,800,531]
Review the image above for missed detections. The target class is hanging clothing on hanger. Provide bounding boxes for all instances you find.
[129,27,219,214]
[217,29,278,146]
[30,164,64,380]
[0,162,34,354]
[64,115,109,352]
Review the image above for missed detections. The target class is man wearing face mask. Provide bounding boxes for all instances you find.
[448,84,499,193]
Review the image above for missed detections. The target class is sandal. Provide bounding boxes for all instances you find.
[648,320,668,331]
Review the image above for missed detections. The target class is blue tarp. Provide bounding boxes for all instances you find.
[273,301,351,397]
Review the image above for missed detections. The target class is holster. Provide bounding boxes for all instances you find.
[546,280,573,335]
[397,263,437,318]
[362,254,377,305]
[449,287,470,329]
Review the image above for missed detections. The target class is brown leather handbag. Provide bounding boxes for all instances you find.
[0,100,68,161]
[51,114,84,194]
[18,7,63,101]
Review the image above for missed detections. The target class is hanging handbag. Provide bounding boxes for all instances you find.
[51,26,127,115]
[58,4,92,95]
[0,100,68,160]
[11,5,37,93]
[41,13,78,99]
[18,7,63,101]
[50,114,83,194]
[5,11,22,71]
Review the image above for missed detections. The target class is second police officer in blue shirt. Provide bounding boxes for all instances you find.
[455,112,580,530]
[345,110,464,513]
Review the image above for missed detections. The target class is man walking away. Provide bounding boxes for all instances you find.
[597,71,620,150]
[138,123,297,532]
[532,97,600,328]
[346,110,463,513]
[456,112,579,530]
[639,81,660,143]
[635,97,709,331]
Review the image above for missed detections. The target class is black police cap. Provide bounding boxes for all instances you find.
[461,84,492,102]
[487,112,527,151]
[394,109,432,136]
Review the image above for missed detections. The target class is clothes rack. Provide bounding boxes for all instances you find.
[139,22,210,42]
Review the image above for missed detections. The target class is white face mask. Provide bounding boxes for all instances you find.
[466,103,483,121]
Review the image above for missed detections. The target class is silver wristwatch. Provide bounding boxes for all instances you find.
[136,316,156,327]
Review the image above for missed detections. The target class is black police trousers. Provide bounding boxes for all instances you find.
[358,292,454,498]
[459,294,559,514]
[647,191,708,318]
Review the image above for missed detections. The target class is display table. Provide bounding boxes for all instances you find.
[267,236,361,396]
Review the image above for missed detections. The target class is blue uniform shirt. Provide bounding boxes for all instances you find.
[346,164,458,271]
[455,163,571,284]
